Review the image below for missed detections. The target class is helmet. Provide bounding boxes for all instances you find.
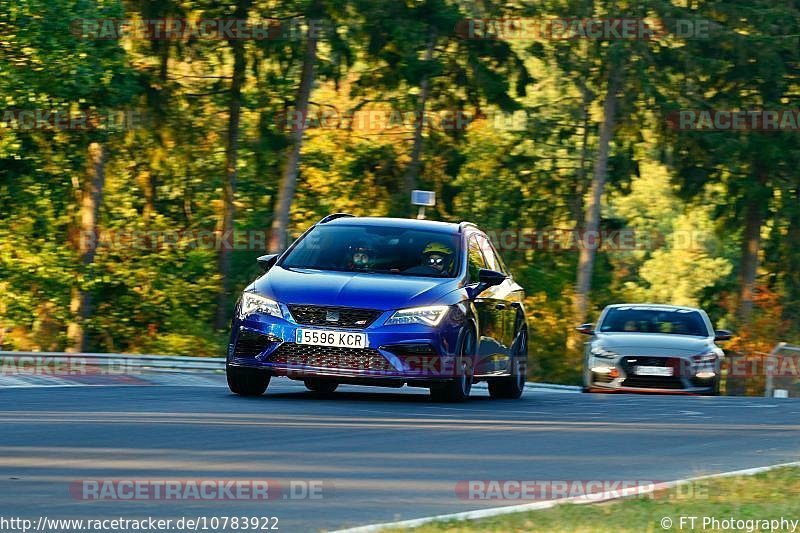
[421,241,454,272]
[422,242,454,256]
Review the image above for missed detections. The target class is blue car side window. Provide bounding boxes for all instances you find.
[467,235,486,283]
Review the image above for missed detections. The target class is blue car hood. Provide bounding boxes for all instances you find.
[252,266,459,310]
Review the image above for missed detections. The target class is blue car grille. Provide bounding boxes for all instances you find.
[287,305,382,329]
[269,343,393,371]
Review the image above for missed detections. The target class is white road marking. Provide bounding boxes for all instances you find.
[328,460,800,533]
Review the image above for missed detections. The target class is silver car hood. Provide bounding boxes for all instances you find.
[593,332,713,356]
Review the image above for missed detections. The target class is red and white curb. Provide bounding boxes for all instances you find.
[328,460,800,533]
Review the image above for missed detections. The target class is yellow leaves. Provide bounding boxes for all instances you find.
[629,249,731,307]
[611,159,732,307]
[622,211,732,307]
[610,159,678,234]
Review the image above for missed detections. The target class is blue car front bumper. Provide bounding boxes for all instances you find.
[228,309,466,382]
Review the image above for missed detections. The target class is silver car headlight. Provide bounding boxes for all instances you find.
[239,292,282,319]
[692,351,718,364]
[591,346,618,358]
[385,305,449,326]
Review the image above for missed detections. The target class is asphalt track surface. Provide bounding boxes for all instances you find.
[0,375,799,532]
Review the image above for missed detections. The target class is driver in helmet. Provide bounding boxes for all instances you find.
[405,241,454,275]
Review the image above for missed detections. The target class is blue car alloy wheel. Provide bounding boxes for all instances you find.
[226,214,528,402]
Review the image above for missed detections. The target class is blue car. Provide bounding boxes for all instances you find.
[227,214,528,401]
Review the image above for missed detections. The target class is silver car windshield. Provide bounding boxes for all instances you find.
[598,307,709,336]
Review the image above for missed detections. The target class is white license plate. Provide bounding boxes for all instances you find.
[296,329,367,348]
[634,365,673,377]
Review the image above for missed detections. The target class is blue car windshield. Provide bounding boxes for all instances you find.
[280,224,461,278]
[599,307,709,336]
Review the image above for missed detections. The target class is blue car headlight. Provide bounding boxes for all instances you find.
[385,305,449,326]
[239,292,282,319]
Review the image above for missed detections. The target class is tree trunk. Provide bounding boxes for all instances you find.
[215,0,251,329]
[573,64,622,324]
[401,30,437,206]
[737,169,769,324]
[268,14,320,254]
[147,42,171,223]
[565,84,594,356]
[571,83,593,230]
[66,142,106,352]
[782,186,800,325]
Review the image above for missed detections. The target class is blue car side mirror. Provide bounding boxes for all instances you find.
[257,254,279,272]
[467,268,507,300]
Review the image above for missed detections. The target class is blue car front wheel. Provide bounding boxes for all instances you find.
[429,326,475,403]
[227,363,271,396]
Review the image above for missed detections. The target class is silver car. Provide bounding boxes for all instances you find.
[578,304,732,395]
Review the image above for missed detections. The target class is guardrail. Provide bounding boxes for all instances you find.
[0,351,226,372]
[0,351,578,391]
[3,345,798,397]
